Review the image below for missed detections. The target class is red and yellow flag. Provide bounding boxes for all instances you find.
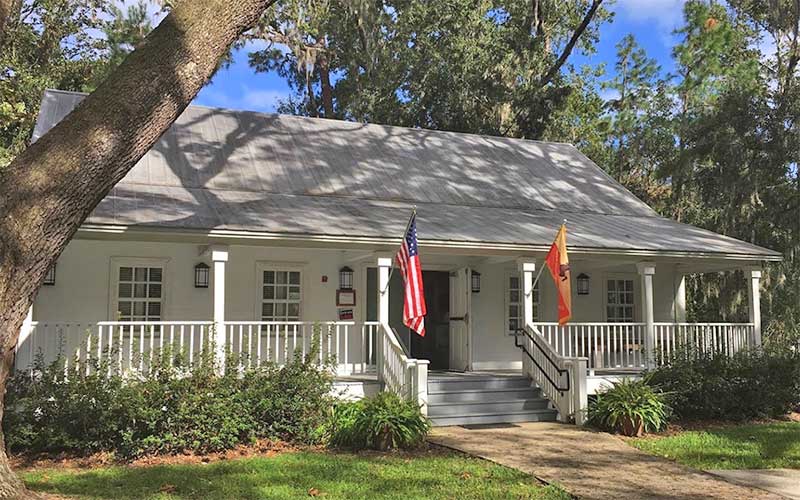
[545,223,572,325]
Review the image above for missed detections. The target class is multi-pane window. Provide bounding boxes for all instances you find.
[117,266,163,321]
[507,274,539,334]
[606,279,635,322]
[261,270,302,321]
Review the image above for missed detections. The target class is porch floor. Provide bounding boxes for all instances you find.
[332,368,642,384]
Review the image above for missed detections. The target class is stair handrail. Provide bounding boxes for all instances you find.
[377,322,429,415]
[514,323,588,425]
[513,327,570,393]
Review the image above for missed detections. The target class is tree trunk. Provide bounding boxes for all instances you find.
[0,0,17,44]
[0,0,276,496]
[319,54,334,118]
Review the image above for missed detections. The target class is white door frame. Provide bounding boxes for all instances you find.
[448,266,472,371]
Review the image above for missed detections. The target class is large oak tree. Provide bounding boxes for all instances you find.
[0,0,277,496]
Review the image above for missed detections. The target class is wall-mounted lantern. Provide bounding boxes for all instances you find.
[43,264,56,286]
[194,262,210,288]
[339,266,354,290]
[576,273,590,295]
[471,270,481,293]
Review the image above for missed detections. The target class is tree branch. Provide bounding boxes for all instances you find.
[538,0,603,88]
[0,11,280,493]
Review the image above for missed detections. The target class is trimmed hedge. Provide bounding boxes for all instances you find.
[648,347,800,421]
[5,347,334,459]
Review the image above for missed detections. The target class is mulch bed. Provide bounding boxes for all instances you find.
[10,439,299,471]
[11,440,452,472]
[625,411,800,440]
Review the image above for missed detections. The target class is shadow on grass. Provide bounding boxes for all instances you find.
[24,451,568,500]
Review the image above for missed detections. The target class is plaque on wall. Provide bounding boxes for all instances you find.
[336,289,356,306]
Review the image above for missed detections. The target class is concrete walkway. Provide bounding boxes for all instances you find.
[429,422,785,500]
[708,470,800,500]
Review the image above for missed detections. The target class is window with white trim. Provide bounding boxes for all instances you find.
[606,279,635,322]
[261,270,302,321]
[507,273,539,334]
[116,266,163,321]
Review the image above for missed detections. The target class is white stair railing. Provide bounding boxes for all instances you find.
[376,323,429,415]
[516,324,588,425]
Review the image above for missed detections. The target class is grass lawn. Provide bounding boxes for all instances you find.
[630,421,800,470]
[20,449,570,500]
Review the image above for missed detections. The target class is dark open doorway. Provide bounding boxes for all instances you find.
[366,268,450,370]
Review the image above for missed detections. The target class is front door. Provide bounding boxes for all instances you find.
[409,270,450,369]
[449,267,472,371]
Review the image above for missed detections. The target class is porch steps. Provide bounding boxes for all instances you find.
[427,373,557,426]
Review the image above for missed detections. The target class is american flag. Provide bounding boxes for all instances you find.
[396,212,427,337]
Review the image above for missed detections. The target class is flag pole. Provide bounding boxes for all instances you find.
[528,219,567,295]
[380,206,417,294]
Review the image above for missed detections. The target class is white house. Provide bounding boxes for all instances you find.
[17,89,782,426]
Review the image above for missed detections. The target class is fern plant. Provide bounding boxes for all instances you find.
[588,377,669,436]
[326,392,430,450]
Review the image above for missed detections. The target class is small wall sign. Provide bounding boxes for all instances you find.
[338,308,354,320]
[336,289,356,306]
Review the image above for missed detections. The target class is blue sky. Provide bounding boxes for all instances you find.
[192,0,688,113]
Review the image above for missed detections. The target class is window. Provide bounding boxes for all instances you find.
[507,273,539,334]
[117,266,163,321]
[261,269,302,321]
[606,279,635,322]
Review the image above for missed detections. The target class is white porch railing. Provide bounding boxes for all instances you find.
[15,320,380,377]
[654,322,753,360]
[532,322,755,373]
[377,323,429,415]
[224,321,379,375]
[516,324,588,425]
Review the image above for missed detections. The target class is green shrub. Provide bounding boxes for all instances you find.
[648,346,800,421]
[5,339,334,459]
[326,392,430,450]
[587,378,669,435]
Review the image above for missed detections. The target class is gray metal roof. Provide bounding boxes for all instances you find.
[34,89,780,259]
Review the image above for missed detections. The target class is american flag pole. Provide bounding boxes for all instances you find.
[380,206,417,295]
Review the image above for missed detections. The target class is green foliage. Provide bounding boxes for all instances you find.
[5,346,334,459]
[326,392,430,450]
[588,378,670,434]
[249,0,612,136]
[649,347,800,421]
[0,0,153,167]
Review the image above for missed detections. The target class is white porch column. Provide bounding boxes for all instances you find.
[518,260,537,328]
[211,247,229,372]
[747,268,762,347]
[674,274,687,323]
[637,262,656,369]
[377,257,392,383]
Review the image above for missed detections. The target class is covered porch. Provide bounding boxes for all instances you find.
[15,234,768,413]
